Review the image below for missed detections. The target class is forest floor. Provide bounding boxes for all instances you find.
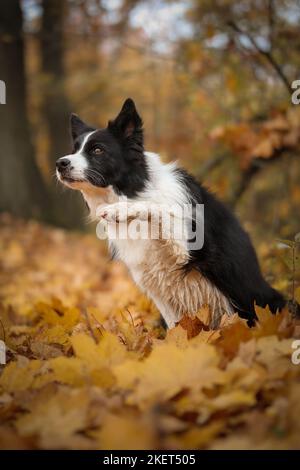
[0,213,300,450]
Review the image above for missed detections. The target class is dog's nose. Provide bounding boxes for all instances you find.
[56,158,71,171]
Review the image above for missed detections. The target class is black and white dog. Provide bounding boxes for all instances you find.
[56,98,286,328]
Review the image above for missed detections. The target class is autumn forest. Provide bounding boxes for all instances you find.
[0,0,300,451]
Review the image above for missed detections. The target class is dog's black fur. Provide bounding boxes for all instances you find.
[177,169,286,326]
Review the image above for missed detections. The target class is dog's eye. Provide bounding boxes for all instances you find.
[92,147,104,156]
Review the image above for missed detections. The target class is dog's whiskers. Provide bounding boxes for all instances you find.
[85,169,106,186]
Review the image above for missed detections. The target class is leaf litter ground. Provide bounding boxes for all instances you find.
[0,214,300,449]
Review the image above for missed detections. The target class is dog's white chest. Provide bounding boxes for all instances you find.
[112,238,150,268]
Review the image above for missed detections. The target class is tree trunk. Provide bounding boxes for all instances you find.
[39,0,85,229]
[0,0,52,221]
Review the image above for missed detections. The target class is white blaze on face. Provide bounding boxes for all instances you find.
[56,131,96,182]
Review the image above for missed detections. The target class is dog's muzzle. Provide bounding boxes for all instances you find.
[56,157,71,175]
[56,157,77,182]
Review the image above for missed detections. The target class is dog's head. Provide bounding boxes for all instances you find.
[56,98,148,197]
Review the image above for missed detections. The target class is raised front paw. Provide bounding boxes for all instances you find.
[96,202,148,223]
[96,203,126,223]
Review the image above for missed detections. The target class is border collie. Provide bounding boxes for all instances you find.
[56,98,286,328]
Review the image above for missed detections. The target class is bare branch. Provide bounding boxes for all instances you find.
[227,20,291,94]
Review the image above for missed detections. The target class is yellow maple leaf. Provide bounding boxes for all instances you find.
[0,359,43,393]
[114,342,225,409]
[71,331,130,367]
[15,388,92,449]
[92,414,155,450]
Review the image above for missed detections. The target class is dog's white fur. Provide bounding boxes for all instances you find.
[57,131,95,184]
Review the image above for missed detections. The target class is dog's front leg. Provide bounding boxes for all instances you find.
[150,295,181,329]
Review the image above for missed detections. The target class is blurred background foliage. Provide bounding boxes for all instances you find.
[0,0,299,241]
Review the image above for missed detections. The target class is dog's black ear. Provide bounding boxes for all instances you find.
[108,98,143,141]
[70,113,95,141]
